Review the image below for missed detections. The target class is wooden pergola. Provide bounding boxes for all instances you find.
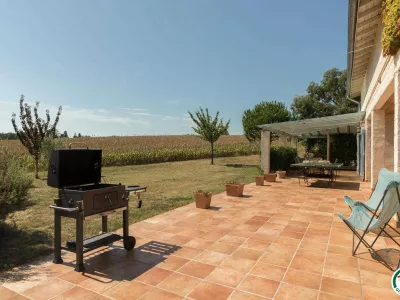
[258,112,366,172]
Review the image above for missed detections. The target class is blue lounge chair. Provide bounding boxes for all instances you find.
[339,181,400,270]
[344,168,400,210]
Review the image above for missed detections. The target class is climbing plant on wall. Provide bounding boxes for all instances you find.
[382,0,400,56]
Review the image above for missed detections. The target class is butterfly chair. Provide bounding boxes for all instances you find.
[338,181,400,271]
[344,168,400,210]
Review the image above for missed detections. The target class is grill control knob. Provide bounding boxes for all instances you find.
[68,199,74,207]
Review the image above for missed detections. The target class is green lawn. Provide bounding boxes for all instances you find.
[1,155,259,270]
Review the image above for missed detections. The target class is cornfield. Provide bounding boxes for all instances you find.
[0,135,260,170]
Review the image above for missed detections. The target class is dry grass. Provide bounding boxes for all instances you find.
[1,155,260,270]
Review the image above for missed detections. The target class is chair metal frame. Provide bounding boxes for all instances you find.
[341,182,400,271]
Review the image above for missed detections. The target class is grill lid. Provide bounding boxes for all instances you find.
[47,149,102,188]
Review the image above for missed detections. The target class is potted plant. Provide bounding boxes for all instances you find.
[225,180,245,197]
[194,190,212,209]
[255,166,265,186]
[276,170,286,179]
[264,171,277,182]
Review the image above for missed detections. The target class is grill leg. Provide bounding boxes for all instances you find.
[122,208,129,239]
[102,216,108,233]
[75,210,85,272]
[123,207,135,251]
[53,209,63,264]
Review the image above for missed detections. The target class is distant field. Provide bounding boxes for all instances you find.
[0,135,253,155]
[0,135,261,169]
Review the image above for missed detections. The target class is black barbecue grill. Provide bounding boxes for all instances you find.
[48,145,146,272]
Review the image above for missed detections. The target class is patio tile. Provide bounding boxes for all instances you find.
[228,229,255,238]
[171,247,203,259]
[207,242,238,255]
[283,224,308,233]
[165,235,194,246]
[205,267,245,288]
[320,277,362,299]
[299,239,327,251]
[318,292,353,300]
[163,226,186,234]
[231,247,263,261]
[157,273,201,296]
[274,236,301,246]
[199,231,226,241]
[50,286,99,300]
[323,265,360,283]
[327,245,353,257]
[362,285,398,300]
[102,281,152,299]
[274,283,318,300]
[219,255,255,272]
[218,235,247,246]
[188,281,234,300]
[237,275,280,298]
[157,256,190,271]
[180,229,207,238]
[241,238,270,251]
[134,267,173,286]
[22,278,73,300]
[360,270,392,289]
[140,288,183,300]
[228,290,266,300]
[325,253,358,269]
[57,270,89,284]
[194,250,229,265]
[178,261,215,279]
[283,268,321,290]
[184,238,215,250]
[279,230,305,240]
[0,286,17,299]
[290,249,325,274]
[250,262,287,281]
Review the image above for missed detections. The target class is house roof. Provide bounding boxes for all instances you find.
[348,0,382,98]
[258,112,365,138]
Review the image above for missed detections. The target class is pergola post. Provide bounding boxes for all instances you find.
[327,129,331,161]
[261,130,271,173]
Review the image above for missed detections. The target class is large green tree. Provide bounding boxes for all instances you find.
[188,107,230,165]
[291,68,357,120]
[242,101,291,142]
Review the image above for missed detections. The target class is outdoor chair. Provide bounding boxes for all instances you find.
[344,168,400,211]
[338,181,400,270]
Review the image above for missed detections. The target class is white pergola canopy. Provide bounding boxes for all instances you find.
[258,112,365,138]
[259,112,366,172]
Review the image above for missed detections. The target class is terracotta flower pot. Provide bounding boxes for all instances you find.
[255,176,264,186]
[264,173,276,182]
[225,184,245,197]
[194,192,212,209]
[276,171,286,179]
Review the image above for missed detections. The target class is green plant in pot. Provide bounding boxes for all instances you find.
[225,179,245,197]
[194,190,212,209]
[255,166,264,186]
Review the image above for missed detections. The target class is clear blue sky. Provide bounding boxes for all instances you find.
[0,0,348,136]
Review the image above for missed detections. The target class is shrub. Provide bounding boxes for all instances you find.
[0,148,33,220]
[270,146,297,171]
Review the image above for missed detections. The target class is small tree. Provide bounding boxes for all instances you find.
[242,101,292,142]
[11,95,62,179]
[188,107,230,165]
[60,130,69,138]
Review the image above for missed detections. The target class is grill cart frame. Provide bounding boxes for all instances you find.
[47,145,146,272]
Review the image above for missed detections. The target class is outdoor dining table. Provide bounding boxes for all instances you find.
[290,162,344,187]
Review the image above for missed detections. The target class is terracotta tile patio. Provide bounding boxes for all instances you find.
[1,172,400,299]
